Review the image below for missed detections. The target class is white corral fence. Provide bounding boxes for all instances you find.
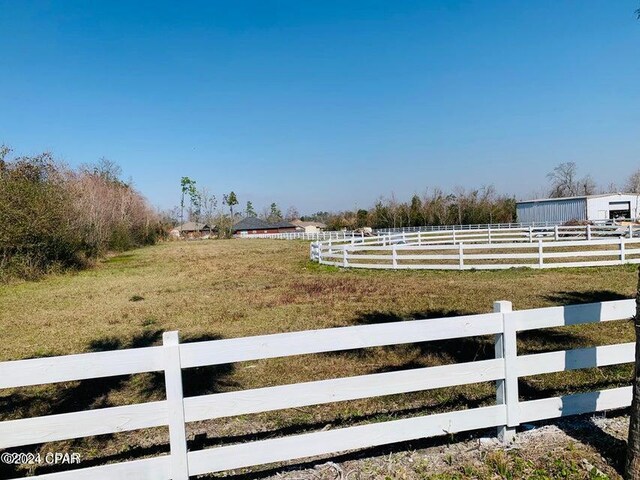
[240,230,363,241]
[310,225,640,270]
[0,299,636,479]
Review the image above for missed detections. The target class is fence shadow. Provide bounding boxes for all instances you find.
[544,290,630,305]
[0,331,235,478]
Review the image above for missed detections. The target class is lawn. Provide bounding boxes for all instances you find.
[0,239,637,478]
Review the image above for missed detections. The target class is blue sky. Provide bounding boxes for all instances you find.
[1,1,639,213]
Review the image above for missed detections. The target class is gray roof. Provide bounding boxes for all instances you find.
[517,193,638,204]
[270,220,297,229]
[233,217,297,232]
[178,222,212,232]
[232,217,273,231]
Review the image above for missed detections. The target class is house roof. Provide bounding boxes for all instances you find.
[270,220,297,229]
[517,193,639,205]
[232,217,297,232]
[232,217,273,231]
[291,219,327,228]
[178,222,212,231]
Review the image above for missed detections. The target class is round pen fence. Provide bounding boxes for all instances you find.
[310,225,640,270]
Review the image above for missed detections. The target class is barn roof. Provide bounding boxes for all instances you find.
[517,193,638,204]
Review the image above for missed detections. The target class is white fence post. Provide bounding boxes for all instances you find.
[392,245,398,269]
[493,300,518,443]
[162,331,189,480]
[554,225,559,241]
[587,224,592,241]
[538,240,543,268]
[458,242,464,269]
[488,226,492,244]
[528,226,533,243]
[417,231,422,246]
[342,247,349,268]
[620,237,626,263]
[494,301,517,443]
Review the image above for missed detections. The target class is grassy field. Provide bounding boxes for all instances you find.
[0,239,638,478]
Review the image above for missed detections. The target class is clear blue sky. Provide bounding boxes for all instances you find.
[1,1,639,214]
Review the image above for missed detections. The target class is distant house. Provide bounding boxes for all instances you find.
[170,222,215,238]
[233,217,298,236]
[290,219,327,234]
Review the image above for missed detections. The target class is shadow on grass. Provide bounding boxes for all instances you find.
[0,331,235,478]
[544,290,630,305]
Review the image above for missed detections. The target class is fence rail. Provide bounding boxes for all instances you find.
[0,299,636,479]
[310,225,640,270]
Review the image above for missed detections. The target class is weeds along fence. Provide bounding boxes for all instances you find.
[310,225,640,270]
[0,299,636,479]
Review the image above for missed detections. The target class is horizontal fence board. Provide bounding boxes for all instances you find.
[5,456,170,480]
[519,386,631,423]
[541,259,640,268]
[184,359,504,422]
[187,405,507,475]
[542,250,621,259]
[508,299,635,331]
[517,343,635,377]
[179,313,503,367]
[0,401,168,449]
[0,347,166,389]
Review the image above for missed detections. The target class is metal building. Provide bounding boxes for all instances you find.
[516,194,640,224]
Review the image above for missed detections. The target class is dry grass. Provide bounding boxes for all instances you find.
[0,239,637,478]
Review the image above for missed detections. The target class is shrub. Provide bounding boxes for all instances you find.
[0,147,160,281]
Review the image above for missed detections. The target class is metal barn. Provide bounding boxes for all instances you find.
[516,194,640,224]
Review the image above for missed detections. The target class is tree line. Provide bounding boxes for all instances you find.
[0,146,161,281]
[301,186,517,231]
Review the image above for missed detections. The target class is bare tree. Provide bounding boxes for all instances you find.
[199,187,217,234]
[627,270,640,479]
[547,162,579,197]
[547,162,597,197]
[285,205,300,221]
[626,11,640,478]
[627,169,640,194]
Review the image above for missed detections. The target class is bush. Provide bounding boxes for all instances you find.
[0,147,160,281]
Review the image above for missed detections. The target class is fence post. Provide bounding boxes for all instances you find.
[587,224,592,241]
[554,225,559,241]
[162,331,189,480]
[488,226,492,244]
[458,242,464,269]
[528,226,533,243]
[494,301,517,443]
[620,237,626,263]
[630,225,634,239]
[392,245,398,269]
[538,239,543,268]
[342,247,349,268]
[452,230,456,245]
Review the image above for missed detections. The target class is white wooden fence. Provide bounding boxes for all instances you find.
[310,225,640,270]
[240,230,364,241]
[0,299,636,479]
